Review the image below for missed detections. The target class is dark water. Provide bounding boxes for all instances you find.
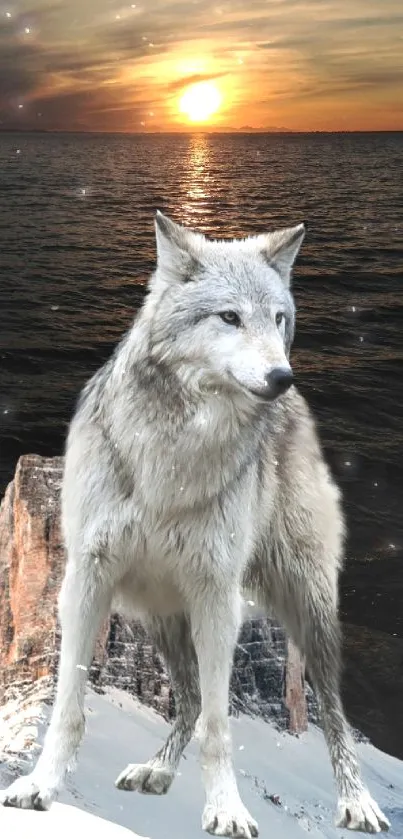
[0,131,402,753]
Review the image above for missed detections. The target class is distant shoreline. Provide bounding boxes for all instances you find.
[0,128,402,136]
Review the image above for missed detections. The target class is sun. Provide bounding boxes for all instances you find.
[179,81,222,123]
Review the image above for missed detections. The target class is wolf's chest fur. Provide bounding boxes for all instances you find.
[105,394,268,603]
[124,395,266,518]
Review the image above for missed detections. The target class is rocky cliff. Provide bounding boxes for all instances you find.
[0,455,310,734]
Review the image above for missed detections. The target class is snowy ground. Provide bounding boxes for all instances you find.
[1,685,402,838]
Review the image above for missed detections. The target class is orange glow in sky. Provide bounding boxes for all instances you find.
[0,1,402,132]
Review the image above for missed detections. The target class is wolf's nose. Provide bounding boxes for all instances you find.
[266,367,294,397]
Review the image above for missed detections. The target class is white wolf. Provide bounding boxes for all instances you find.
[0,213,390,837]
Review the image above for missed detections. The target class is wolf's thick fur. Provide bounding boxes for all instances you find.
[1,214,390,836]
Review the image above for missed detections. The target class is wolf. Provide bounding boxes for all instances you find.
[0,213,390,837]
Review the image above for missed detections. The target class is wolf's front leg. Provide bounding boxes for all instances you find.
[190,588,258,839]
[0,554,112,810]
[116,614,201,795]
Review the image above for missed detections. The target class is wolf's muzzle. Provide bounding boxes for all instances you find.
[250,367,294,401]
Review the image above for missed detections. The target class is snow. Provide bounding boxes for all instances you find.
[0,801,148,838]
[1,685,402,838]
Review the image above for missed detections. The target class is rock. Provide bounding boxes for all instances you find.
[267,793,282,806]
[0,454,310,738]
[0,455,65,692]
[285,639,308,734]
[0,801,149,838]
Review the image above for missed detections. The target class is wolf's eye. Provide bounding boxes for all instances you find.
[219,311,241,327]
[276,312,285,327]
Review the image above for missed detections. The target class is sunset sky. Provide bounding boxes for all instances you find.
[1,0,402,132]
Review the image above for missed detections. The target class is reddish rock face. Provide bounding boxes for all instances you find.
[0,454,308,733]
[0,455,65,693]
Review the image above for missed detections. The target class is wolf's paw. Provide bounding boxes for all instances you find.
[336,789,391,833]
[0,774,55,811]
[115,763,175,795]
[202,800,259,838]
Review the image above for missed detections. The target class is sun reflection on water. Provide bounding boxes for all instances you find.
[178,135,215,231]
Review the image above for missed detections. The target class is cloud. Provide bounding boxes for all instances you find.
[166,72,228,94]
[23,87,151,131]
[0,21,47,106]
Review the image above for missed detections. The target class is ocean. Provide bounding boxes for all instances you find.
[0,130,402,753]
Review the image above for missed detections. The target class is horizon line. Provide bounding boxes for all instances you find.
[1,128,402,136]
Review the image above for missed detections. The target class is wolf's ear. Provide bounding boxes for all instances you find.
[154,211,202,283]
[258,223,305,286]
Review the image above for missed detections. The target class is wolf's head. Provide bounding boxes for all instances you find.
[144,212,305,402]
